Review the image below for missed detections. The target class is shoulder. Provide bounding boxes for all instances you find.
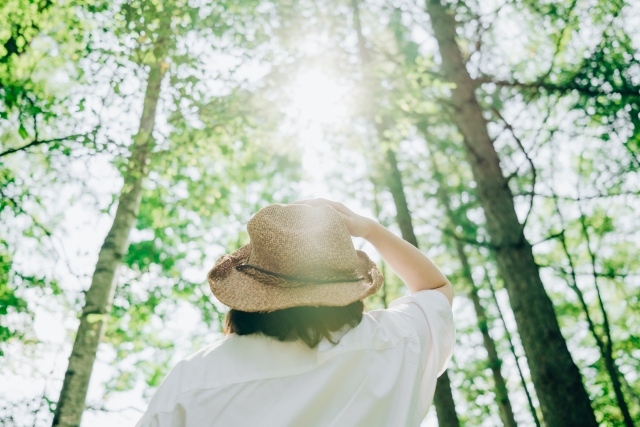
[383,289,454,332]
[380,290,455,375]
[147,337,231,404]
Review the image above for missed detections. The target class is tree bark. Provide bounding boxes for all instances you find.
[424,1,597,426]
[486,272,542,427]
[384,149,461,427]
[457,239,517,427]
[552,192,635,427]
[432,369,461,427]
[427,153,517,427]
[52,60,166,427]
[578,207,634,427]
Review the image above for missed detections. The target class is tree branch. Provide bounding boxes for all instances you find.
[0,188,52,236]
[514,189,640,201]
[531,231,564,246]
[0,133,88,158]
[474,77,639,98]
[491,107,537,232]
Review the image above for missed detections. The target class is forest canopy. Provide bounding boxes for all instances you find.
[1,0,639,426]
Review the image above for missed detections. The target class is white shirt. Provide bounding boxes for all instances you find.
[136,290,455,427]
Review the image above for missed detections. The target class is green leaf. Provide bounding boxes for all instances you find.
[18,124,28,139]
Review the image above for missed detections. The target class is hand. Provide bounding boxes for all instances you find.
[293,198,452,302]
[292,198,374,238]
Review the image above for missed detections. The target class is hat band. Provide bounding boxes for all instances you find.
[235,264,363,288]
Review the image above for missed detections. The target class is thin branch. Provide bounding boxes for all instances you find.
[85,404,144,414]
[474,77,640,98]
[531,231,564,246]
[491,107,537,231]
[551,193,607,355]
[443,228,496,249]
[0,188,52,236]
[0,133,88,158]
[485,271,542,427]
[514,189,640,201]
[542,0,579,81]
[538,265,635,279]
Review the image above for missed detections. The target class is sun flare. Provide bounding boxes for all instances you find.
[289,70,349,124]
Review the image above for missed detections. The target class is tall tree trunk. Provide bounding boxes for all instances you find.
[52,60,166,427]
[552,191,635,427]
[427,152,517,427]
[424,2,597,426]
[557,212,634,427]
[350,2,461,425]
[578,205,634,427]
[485,273,542,427]
[456,240,517,427]
[371,183,388,309]
[351,0,460,427]
[431,369,460,427]
[384,149,461,427]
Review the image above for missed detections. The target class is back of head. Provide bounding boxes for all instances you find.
[224,301,365,348]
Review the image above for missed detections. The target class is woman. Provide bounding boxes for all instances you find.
[136,199,455,427]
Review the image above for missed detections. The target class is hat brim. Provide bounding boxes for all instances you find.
[208,244,384,312]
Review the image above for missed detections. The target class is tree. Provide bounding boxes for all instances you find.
[0,0,103,366]
[423,1,598,425]
[428,150,518,427]
[0,0,100,157]
[349,1,462,425]
[52,55,168,427]
[51,0,272,424]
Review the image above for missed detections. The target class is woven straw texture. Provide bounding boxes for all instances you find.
[208,204,383,312]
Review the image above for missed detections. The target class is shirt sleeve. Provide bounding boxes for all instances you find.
[387,290,455,377]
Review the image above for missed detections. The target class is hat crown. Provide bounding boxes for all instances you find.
[246,204,359,278]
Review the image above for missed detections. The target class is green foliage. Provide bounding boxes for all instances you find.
[0,246,27,353]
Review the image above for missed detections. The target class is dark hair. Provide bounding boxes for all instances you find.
[224,301,365,349]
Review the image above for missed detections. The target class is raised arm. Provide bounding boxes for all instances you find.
[293,199,454,305]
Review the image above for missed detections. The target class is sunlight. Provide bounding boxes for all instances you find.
[289,70,348,124]
[288,70,350,199]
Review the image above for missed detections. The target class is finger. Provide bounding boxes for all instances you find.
[292,198,336,208]
[291,198,352,216]
[336,211,354,229]
[336,211,349,222]
[291,199,322,205]
[321,200,351,216]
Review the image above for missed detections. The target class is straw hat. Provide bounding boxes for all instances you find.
[208,204,383,312]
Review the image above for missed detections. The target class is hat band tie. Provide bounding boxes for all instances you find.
[235,264,363,287]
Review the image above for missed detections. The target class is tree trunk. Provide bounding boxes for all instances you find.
[427,152,517,427]
[52,60,166,427]
[350,2,461,424]
[486,273,542,427]
[432,370,461,427]
[371,184,388,309]
[553,194,635,427]
[384,149,461,427]
[578,209,634,427]
[457,239,517,427]
[424,1,597,426]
